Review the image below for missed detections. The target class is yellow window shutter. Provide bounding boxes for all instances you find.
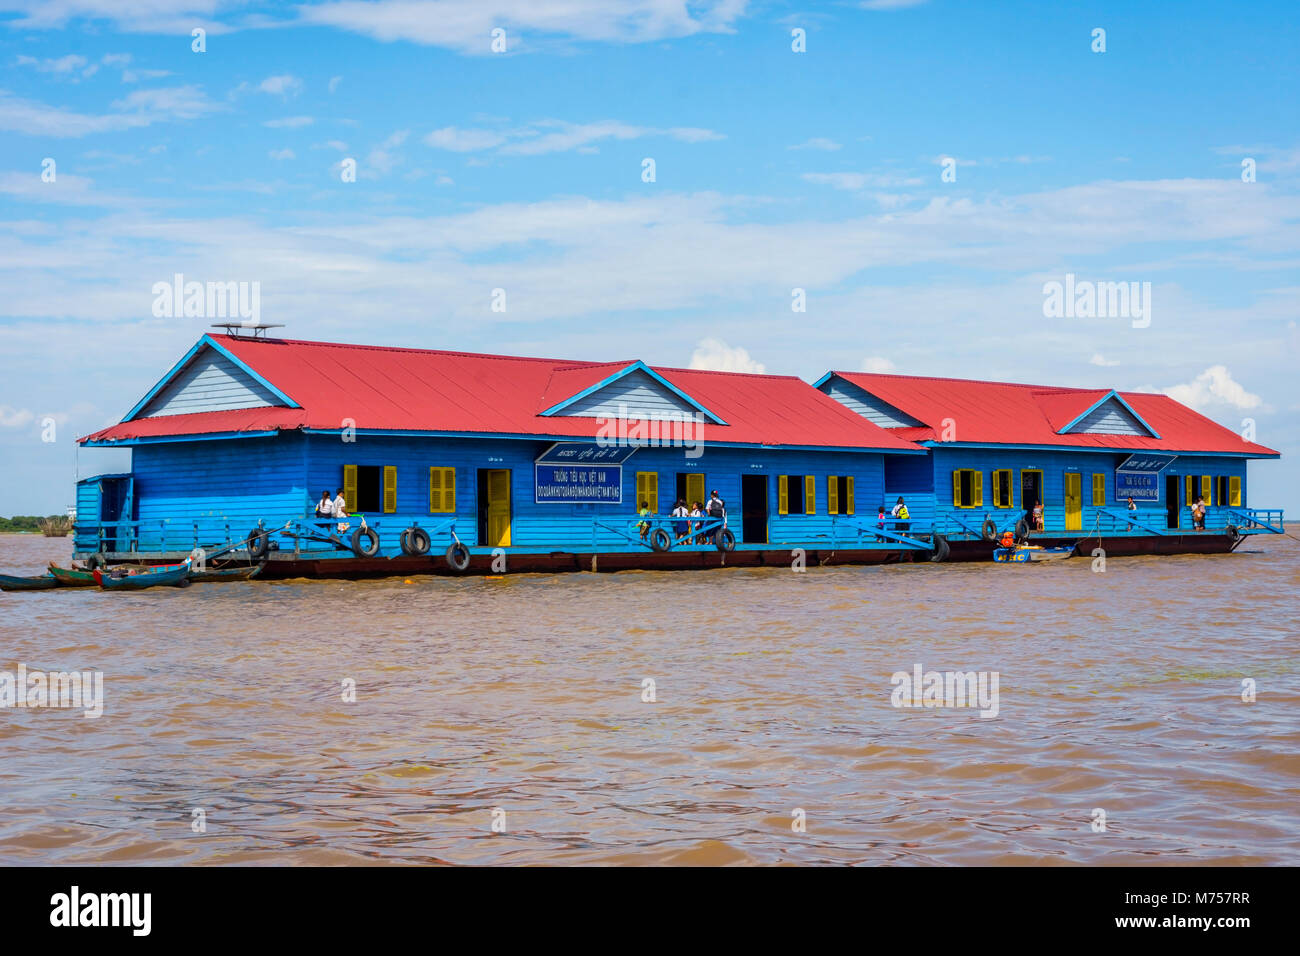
[804,475,815,514]
[648,473,658,512]
[778,476,788,515]
[973,470,983,507]
[952,470,961,506]
[991,470,1001,507]
[846,476,854,515]
[444,469,455,513]
[687,473,705,507]
[429,467,440,512]
[828,476,839,515]
[383,465,397,513]
[343,465,357,513]
[1229,476,1241,507]
[1201,475,1211,505]
[1184,475,1193,505]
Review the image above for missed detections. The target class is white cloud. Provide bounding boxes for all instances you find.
[424,126,508,152]
[1142,366,1264,412]
[268,148,295,160]
[802,171,923,191]
[1089,353,1120,367]
[0,405,36,428]
[0,86,220,137]
[689,338,766,374]
[424,120,724,155]
[789,137,842,151]
[860,356,895,373]
[297,0,749,53]
[263,116,314,128]
[328,75,342,93]
[14,54,88,74]
[258,74,303,97]
[364,129,409,177]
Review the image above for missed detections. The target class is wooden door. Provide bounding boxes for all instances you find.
[486,469,511,547]
[1064,472,1082,531]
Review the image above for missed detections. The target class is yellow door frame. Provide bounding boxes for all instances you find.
[486,468,511,547]
[1064,472,1082,531]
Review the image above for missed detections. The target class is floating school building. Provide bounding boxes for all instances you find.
[73,332,1283,576]
[816,370,1283,558]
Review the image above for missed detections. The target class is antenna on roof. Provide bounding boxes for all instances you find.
[211,321,285,338]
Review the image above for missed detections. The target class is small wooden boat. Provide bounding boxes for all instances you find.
[188,564,262,582]
[993,545,1075,563]
[48,563,98,587]
[94,560,192,590]
[0,572,59,591]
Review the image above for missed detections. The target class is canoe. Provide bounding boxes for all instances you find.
[189,564,262,582]
[0,572,59,591]
[48,564,97,587]
[993,546,1075,563]
[94,560,192,590]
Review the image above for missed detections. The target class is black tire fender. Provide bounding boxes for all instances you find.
[980,519,997,541]
[929,533,950,563]
[402,527,431,556]
[446,542,471,571]
[351,526,381,558]
[1014,519,1029,541]
[248,529,270,559]
[715,528,736,552]
[649,528,672,552]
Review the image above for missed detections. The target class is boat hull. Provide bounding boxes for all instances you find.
[94,562,191,589]
[48,565,97,587]
[0,573,58,591]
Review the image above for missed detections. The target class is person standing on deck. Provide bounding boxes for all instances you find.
[315,491,334,520]
[1032,500,1044,532]
[1192,495,1207,531]
[672,498,690,542]
[1126,495,1138,531]
[891,496,910,532]
[637,501,651,540]
[333,488,348,518]
[706,490,726,540]
[690,501,705,544]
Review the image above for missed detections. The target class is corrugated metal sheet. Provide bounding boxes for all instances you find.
[826,372,1280,456]
[82,336,922,452]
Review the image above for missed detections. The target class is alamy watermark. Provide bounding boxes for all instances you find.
[890,663,999,718]
[1043,273,1151,328]
[595,402,705,459]
[151,273,260,322]
[1,663,103,718]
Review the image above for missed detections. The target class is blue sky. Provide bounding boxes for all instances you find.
[0,0,1296,514]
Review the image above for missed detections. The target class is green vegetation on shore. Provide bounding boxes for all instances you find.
[0,515,68,533]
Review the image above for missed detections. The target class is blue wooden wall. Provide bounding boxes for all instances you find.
[73,429,1258,555]
[928,446,1249,534]
[303,433,891,551]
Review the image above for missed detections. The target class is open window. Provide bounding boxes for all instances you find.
[952,469,983,508]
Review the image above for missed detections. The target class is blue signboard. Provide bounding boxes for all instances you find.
[534,442,634,504]
[1115,453,1176,502]
[1115,471,1160,501]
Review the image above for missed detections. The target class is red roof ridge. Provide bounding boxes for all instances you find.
[214,334,596,368]
[834,369,1175,398]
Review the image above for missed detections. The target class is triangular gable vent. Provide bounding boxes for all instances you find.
[818,376,923,428]
[1060,393,1157,438]
[543,364,723,423]
[137,345,285,419]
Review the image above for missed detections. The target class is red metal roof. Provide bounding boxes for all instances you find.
[81,335,922,452]
[826,371,1279,456]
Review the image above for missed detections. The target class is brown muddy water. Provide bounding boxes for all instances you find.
[0,533,1296,866]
